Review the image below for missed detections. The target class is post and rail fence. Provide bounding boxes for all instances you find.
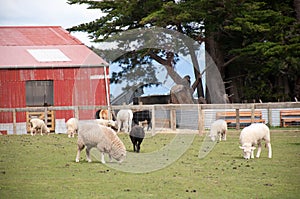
[0,102,299,135]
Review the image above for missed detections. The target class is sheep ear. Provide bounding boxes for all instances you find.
[251,146,256,150]
[239,146,245,149]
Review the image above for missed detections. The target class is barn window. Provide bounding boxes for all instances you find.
[26,80,54,106]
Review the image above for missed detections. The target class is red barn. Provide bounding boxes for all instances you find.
[0,26,110,134]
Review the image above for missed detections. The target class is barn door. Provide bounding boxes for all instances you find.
[26,80,53,106]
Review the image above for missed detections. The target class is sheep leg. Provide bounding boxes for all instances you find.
[108,154,113,163]
[100,152,106,164]
[37,127,43,136]
[267,143,272,158]
[42,126,48,135]
[43,126,47,135]
[137,138,143,153]
[117,120,122,133]
[218,132,222,142]
[222,130,227,141]
[256,142,262,158]
[123,123,128,133]
[69,130,74,138]
[136,142,141,153]
[250,148,255,159]
[76,143,85,162]
[86,147,92,163]
[130,136,137,152]
[33,127,41,136]
[128,120,132,133]
[30,128,34,136]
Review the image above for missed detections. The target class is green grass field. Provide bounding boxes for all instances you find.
[0,129,299,199]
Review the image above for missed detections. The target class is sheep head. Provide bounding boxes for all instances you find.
[239,145,256,159]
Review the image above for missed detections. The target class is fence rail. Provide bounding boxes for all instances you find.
[1,102,300,135]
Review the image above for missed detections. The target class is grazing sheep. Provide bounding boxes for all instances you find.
[130,125,145,153]
[95,119,118,131]
[29,118,50,136]
[239,123,272,159]
[76,122,126,164]
[209,119,227,142]
[66,118,78,138]
[117,109,133,133]
[133,110,152,131]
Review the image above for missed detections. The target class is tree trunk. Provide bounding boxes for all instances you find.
[170,85,195,104]
[205,33,228,103]
[185,40,205,99]
[205,33,225,77]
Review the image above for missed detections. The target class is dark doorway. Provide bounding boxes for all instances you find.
[26,80,53,106]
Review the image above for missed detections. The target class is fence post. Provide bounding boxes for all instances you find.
[13,109,17,135]
[44,107,48,127]
[198,105,204,135]
[235,109,240,130]
[267,108,272,126]
[251,104,255,124]
[151,105,155,136]
[75,106,79,119]
[170,108,176,131]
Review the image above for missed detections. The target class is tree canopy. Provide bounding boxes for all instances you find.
[68,0,300,103]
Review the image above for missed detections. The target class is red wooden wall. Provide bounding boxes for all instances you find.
[0,67,109,123]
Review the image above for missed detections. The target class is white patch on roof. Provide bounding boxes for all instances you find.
[27,49,71,62]
[90,75,105,79]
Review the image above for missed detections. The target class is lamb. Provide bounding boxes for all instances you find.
[209,119,227,142]
[116,109,133,133]
[29,118,50,136]
[129,125,145,153]
[76,122,126,164]
[66,118,78,138]
[239,123,272,159]
[95,119,118,131]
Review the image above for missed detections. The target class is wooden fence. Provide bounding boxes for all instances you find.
[0,102,300,135]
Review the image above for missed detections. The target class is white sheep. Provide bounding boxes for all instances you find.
[117,109,133,133]
[95,119,118,130]
[66,118,78,138]
[239,123,272,159]
[209,119,227,142]
[75,122,126,164]
[29,118,50,136]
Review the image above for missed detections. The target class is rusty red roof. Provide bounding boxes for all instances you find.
[0,26,108,68]
[0,26,82,46]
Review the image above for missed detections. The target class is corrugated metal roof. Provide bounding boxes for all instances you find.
[0,26,109,68]
[0,26,82,46]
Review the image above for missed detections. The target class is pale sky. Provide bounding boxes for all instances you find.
[0,0,101,46]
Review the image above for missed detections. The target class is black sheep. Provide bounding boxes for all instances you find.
[129,125,145,153]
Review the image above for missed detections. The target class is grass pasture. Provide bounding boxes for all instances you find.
[0,128,299,199]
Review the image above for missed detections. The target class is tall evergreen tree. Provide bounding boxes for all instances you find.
[68,0,206,102]
[68,0,300,102]
[199,0,300,102]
